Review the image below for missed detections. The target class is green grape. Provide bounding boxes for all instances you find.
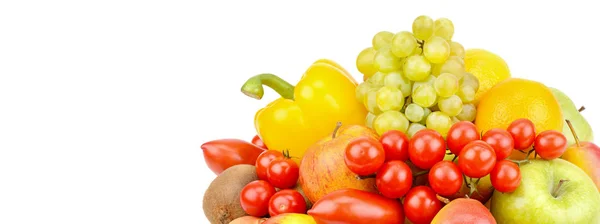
[460,72,480,92]
[356,47,378,79]
[412,84,437,108]
[423,36,451,64]
[420,107,432,124]
[374,46,402,73]
[457,85,476,103]
[365,113,377,129]
[391,31,417,58]
[376,86,405,112]
[431,63,442,77]
[372,31,394,50]
[412,15,434,41]
[373,110,409,136]
[403,55,431,81]
[363,90,382,115]
[412,75,436,93]
[407,123,427,138]
[355,82,373,104]
[449,42,465,58]
[368,72,386,86]
[439,57,465,79]
[433,18,455,40]
[405,103,425,122]
[438,95,463,117]
[426,111,453,137]
[456,103,477,121]
[434,73,459,97]
[384,71,412,97]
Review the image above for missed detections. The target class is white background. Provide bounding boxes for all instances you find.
[1,1,598,223]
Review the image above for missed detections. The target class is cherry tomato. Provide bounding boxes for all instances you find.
[458,140,496,178]
[534,130,568,160]
[482,128,515,161]
[240,180,277,217]
[201,139,266,175]
[308,189,405,224]
[403,186,443,224]
[507,118,536,150]
[447,121,480,155]
[268,189,307,216]
[408,129,446,169]
[267,156,300,189]
[252,135,268,149]
[376,160,413,198]
[490,160,521,193]
[344,137,386,176]
[428,161,463,197]
[255,150,284,181]
[379,130,410,162]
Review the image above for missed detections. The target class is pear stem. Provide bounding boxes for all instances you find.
[552,179,569,198]
[565,119,581,147]
[332,122,342,139]
[436,194,451,204]
[578,106,586,112]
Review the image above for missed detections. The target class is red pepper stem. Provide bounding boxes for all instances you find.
[241,73,295,100]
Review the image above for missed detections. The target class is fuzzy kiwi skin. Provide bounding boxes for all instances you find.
[203,164,258,224]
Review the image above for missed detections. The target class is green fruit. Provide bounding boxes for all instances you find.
[550,87,594,146]
[491,159,600,224]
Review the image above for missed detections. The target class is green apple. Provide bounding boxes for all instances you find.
[491,159,600,223]
[550,87,594,146]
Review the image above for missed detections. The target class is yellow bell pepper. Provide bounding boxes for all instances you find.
[241,59,367,163]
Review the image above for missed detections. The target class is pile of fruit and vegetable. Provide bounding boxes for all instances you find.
[200,15,600,224]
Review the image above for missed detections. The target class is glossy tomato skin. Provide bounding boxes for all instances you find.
[267,157,300,189]
[458,140,497,178]
[534,130,568,160]
[507,118,536,150]
[490,160,521,193]
[255,150,284,181]
[403,186,443,224]
[376,160,413,198]
[308,188,405,224]
[240,180,277,217]
[428,161,463,197]
[408,129,446,169]
[447,121,480,156]
[252,135,269,149]
[379,130,410,162]
[344,137,386,176]
[201,139,266,175]
[268,189,307,216]
[482,128,515,161]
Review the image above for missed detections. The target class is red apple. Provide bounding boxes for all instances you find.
[561,120,600,191]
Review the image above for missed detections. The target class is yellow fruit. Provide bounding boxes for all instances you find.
[475,77,563,141]
[464,49,511,103]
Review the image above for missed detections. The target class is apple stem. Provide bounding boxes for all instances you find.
[552,179,569,198]
[565,119,581,147]
[578,106,586,112]
[436,194,451,204]
[332,121,342,139]
[356,174,376,180]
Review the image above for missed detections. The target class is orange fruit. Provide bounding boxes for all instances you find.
[475,78,563,159]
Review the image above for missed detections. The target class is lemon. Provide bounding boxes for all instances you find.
[464,49,511,104]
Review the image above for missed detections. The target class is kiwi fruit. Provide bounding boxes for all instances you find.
[203,164,258,224]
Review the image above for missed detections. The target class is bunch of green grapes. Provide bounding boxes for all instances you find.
[355,15,480,138]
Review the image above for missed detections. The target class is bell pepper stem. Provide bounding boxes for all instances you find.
[241,73,295,100]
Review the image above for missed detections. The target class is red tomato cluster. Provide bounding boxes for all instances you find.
[340,118,568,223]
[240,145,306,217]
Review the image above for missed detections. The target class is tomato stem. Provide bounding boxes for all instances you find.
[436,194,451,204]
[551,179,569,198]
[578,106,586,112]
[507,158,530,167]
[451,155,457,162]
[356,174,376,180]
[413,170,429,177]
[332,121,342,139]
[566,119,581,147]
